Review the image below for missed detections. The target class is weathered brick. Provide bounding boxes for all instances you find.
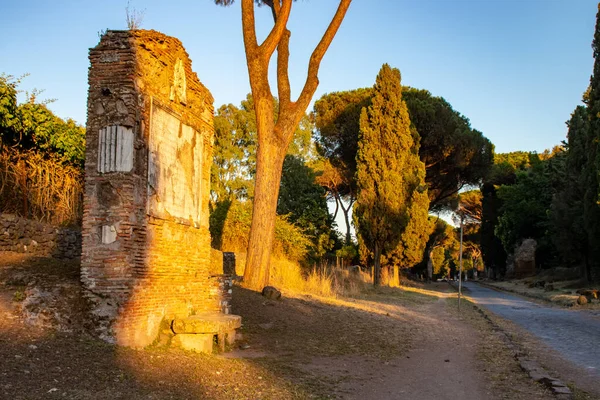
[82,30,222,348]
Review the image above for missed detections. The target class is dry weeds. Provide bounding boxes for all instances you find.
[0,150,83,225]
[446,298,554,400]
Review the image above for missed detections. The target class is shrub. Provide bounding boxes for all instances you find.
[0,149,83,225]
[219,200,311,262]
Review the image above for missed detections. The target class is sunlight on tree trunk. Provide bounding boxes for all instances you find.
[234,0,352,290]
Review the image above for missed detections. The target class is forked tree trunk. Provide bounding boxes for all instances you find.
[239,0,351,291]
[340,199,353,245]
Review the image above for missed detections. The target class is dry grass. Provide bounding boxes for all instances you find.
[446,298,554,400]
[0,150,83,225]
[232,252,374,299]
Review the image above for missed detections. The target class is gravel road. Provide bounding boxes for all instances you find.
[463,281,600,377]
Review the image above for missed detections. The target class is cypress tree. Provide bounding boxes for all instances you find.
[354,64,430,285]
[583,4,600,282]
[551,106,591,281]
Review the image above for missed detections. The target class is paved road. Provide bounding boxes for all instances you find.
[463,282,600,377]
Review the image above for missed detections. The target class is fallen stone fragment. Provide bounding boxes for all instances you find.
[552,386,572,395]
[261,286,282,300]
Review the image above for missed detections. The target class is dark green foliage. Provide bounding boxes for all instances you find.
[480,180,508,279]
[495,164,551,253]
[278,155,335,258]
[313,88,372,190]
[415,217,456,280]
[488,151,565,270]
[541,5,600,283]
[402,88,493,210]
[480,150,542,277]
[354,64,430,285]
[0,75,85,167]
[209,199,232,249]
[313,86,493,214]
[211,94,316,204]
[550,107,589,278]
[212,97,258,203]
[0,75,19,141]
[582,4,600,282]
[210,94,330,261]
[313,89,371,243]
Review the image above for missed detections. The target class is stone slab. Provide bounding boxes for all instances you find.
[172,312,241,334]
[552,386,572,394]
[171,333,213,353]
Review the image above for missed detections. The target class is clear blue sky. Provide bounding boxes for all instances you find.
[0,0,597,154]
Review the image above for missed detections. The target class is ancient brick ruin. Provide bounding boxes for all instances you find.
[82,30,237,348]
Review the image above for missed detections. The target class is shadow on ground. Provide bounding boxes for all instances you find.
[0,252,446,399]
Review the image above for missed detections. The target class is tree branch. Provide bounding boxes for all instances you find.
[270,1,292,116]
[241,0,259,57]
[274,0,351,145]
[295,0,352,115]
[277,29,292,111]
[260,0,292,60]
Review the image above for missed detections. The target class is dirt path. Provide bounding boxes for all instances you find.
[0,254,554,399]
[232,283,553,399]
[333,297,490,399]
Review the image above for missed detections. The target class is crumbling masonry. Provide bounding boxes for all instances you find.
[82,30,229,348]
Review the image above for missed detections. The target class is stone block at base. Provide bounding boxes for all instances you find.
[225,330,237,345]
[171,333,214,353]
[172,312,241,334]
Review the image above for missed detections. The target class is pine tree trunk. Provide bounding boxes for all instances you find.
[426,247,434,282]
[583,244,592,284]
[243,138,286,290]
[373,242,382,286]
[340,200,352,245]
[332,190,340,221]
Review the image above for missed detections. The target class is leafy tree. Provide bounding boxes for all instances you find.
[0,74,20,145]
[550,109,588,278]
[313,157,353,241]
[493,151,565,269]
[480,150,535,278]
[215,0,352,290]
[0,74,85,167]
[419,217,456,280]
[210,94,322,253]
[457,190,484,276]
[354,64,430,285]
[494,151,533,171]
[212,97,258,204]
[402,88,493,210]
[278,154,335,258]
[312,87,493,216]
[211,94,316,205]
[313,88,370,243]
[458,190,483,222]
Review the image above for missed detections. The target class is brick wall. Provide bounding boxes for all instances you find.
[82,30,215,348]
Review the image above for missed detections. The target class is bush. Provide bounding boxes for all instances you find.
[0,149,83,225]
[218,200,311,262]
